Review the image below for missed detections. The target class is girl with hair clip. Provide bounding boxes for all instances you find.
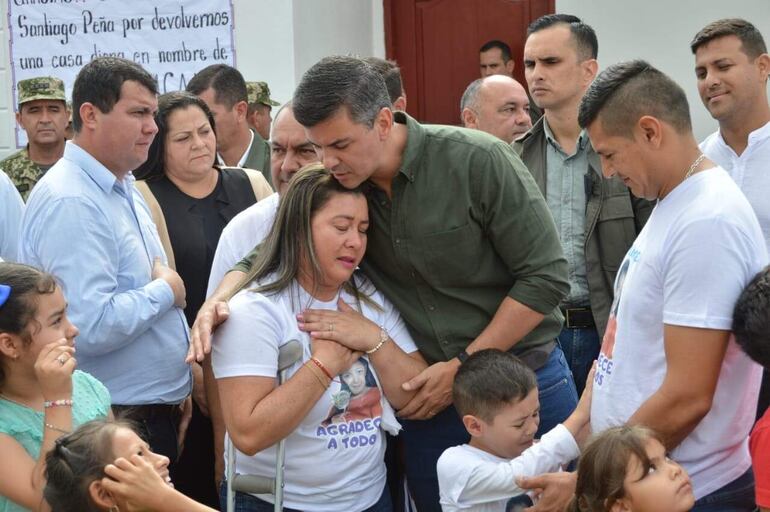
[0,263,111,511]
[44,419,216,512]
[212,164,428,512]
[569,426,695,512]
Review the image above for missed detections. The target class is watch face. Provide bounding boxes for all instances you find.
[506,494,534,512]
[458,350,469,363]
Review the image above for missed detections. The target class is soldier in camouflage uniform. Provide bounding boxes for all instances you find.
[0,76,68,200]
[246,80,280,140]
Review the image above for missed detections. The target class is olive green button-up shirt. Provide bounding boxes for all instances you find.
[235,112,569,364]
[360,112,567,364]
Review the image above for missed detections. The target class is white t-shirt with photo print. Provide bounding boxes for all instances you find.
[212,274,418,511]
[591,167,767,500]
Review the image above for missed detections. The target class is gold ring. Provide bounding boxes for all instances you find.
[57,355,67,365]
[329,322,334,332]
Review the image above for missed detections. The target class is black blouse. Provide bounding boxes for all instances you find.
[146,168,257,325]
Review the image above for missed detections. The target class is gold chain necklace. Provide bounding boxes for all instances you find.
[684,153,707,179]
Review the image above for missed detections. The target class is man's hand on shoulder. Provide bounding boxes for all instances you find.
[187,300,229,363]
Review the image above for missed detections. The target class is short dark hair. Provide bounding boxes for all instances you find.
[293,56,391,129]
[733,266,770,368]
[578,60,691,137]
[527,14,598,60]
[363,57,404,105]
[186,64,247,109]
[480,40,512,62]
[71,57,157,133]
[247,102,270,117]
[134,91,216,181]
[691,18,767,59]
[453,349,537,423]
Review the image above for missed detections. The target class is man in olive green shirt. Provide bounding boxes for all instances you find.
[198,56,573,511]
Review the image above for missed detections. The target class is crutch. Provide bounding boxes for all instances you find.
[226,339,304,512]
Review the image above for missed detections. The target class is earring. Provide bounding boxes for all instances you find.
[109,506,119,512]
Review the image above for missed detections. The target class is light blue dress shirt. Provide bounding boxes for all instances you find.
[543,118,591,307]
[20,142,191,404]
[0,169,24,262]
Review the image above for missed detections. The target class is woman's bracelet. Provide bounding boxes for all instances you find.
[44,399,73,409]
[309,357,334,381]
[366,328,389,355]
[44,422,70,434]
[305,362,330,389]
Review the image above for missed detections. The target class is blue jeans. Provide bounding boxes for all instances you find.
[557,326,601,396]
[533,345,579,437]
[690,468,755,512]
[400,345,579,511]
[219,481,392,512]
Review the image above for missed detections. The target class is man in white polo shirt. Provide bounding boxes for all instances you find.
[693,18,770,427]
[693,18,770,253]
[580,60,766,512]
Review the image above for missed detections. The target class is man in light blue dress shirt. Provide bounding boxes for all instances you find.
[0,170,24,262]
[19,57,191,463]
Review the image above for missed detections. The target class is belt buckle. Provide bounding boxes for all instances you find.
[565,307,589,328]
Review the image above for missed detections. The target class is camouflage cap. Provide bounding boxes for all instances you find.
[246,81,280,107]
[17,77,66,106]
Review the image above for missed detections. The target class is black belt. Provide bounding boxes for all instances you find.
[112,403,181,421]
[561,307,595,329]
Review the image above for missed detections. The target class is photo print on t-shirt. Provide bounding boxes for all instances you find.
[595,250,636,387]
[316,357,384,451]
[323,357,383,425]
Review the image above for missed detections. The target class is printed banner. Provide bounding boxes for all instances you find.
[7,0,236,146]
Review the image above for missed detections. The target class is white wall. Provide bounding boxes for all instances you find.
[556,0,770,141]
[3,1,768,154]
[0,0,385,158]
[0,14,13,158]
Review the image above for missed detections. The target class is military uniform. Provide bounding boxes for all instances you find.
[1,76,67,200]
[0,148,47,201]
[243,81,280,185]
[246,81,280,108]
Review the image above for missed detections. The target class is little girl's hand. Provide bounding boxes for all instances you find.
[102,454,173,512]
[34,339,76,401]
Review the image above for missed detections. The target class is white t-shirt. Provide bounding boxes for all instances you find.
[206,192,279,296]
[591,167,767,499]
[701,121,770,254]
[0,170,24,262]
[437,424,579,512]
[212,275,418,511]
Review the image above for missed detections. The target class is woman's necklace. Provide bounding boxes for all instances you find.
[0,391,39,410]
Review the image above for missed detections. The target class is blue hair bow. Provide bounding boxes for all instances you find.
[0,284,10,308]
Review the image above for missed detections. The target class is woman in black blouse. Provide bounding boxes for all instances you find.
[134,91,272,509]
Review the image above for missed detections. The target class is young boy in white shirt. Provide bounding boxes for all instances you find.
[437,349,593,511]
